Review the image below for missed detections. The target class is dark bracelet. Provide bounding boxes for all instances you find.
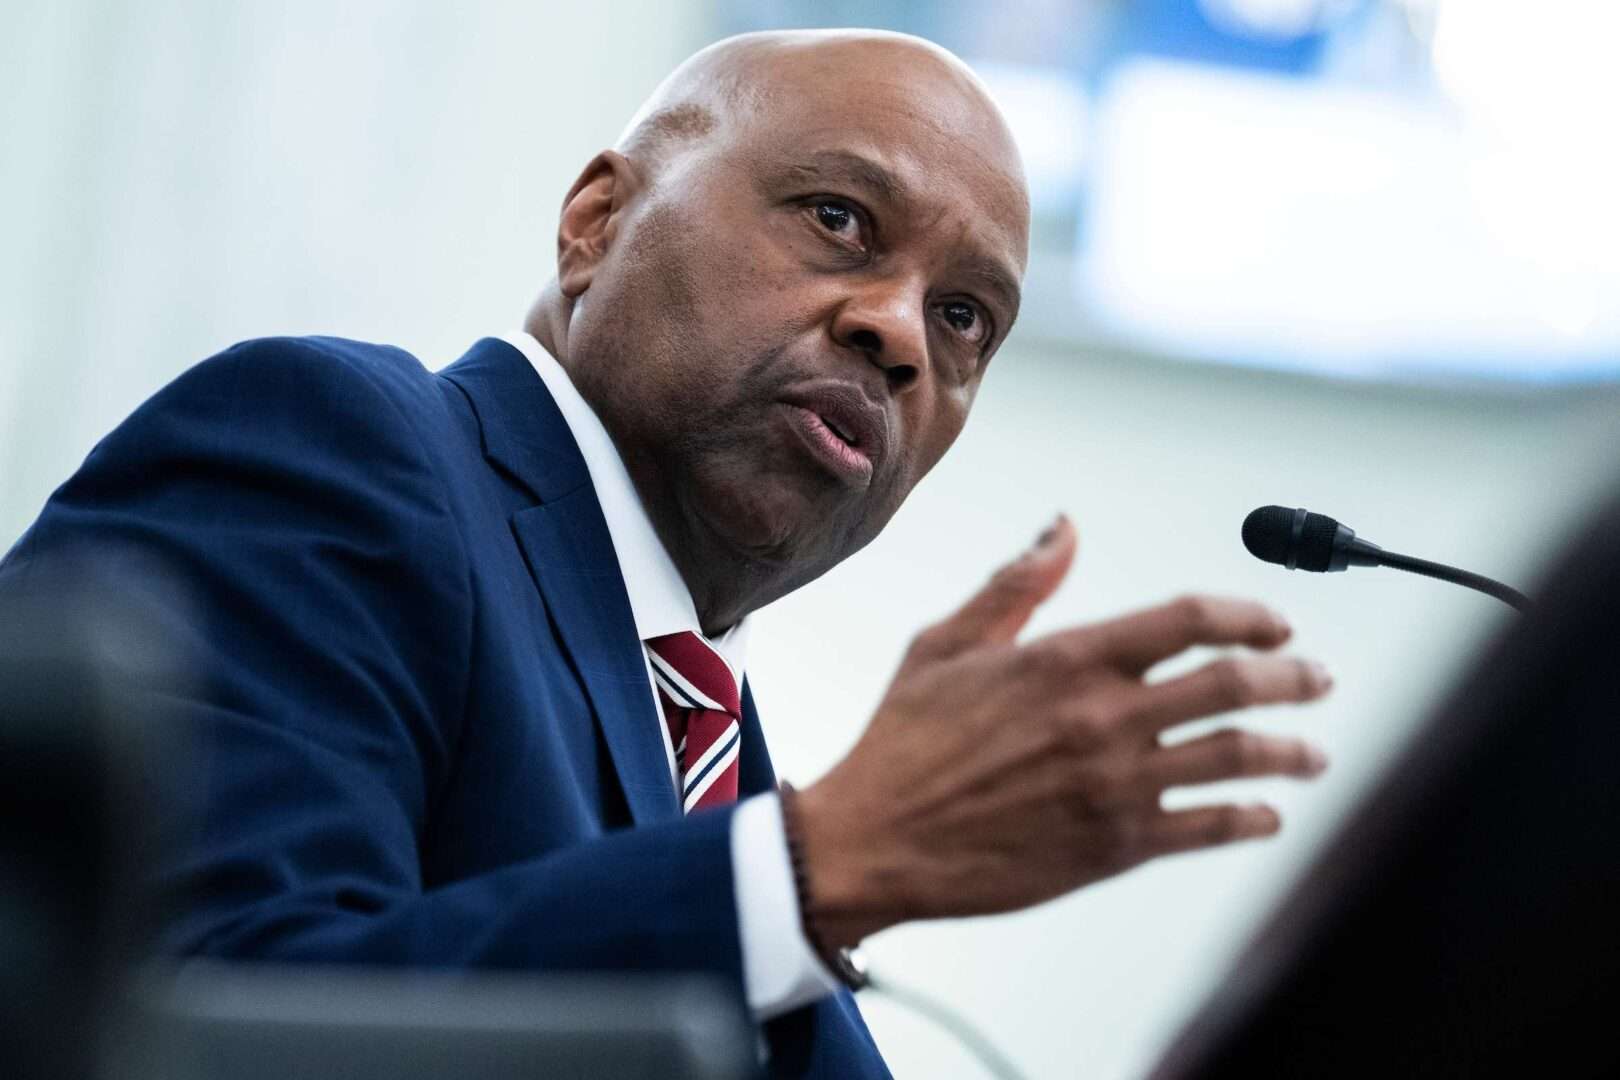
[777,781,868,991]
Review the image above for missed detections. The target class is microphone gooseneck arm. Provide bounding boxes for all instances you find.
[1241,505,1532,613]
[1374,549,1532,612]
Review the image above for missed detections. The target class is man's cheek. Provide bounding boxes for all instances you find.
[900,421,962,488]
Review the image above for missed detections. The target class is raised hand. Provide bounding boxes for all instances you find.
[795,515,1332,946]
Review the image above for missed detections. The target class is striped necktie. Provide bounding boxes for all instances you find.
[645,631,742,813]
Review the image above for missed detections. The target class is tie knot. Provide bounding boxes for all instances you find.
[645,630,741,719]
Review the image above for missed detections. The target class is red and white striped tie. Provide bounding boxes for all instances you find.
[645,631,742,813]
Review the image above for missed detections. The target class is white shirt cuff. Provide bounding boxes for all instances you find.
[730,792,843,1019]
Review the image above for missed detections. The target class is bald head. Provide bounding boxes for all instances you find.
[530,29,1032,631]
[618,30,1026,205]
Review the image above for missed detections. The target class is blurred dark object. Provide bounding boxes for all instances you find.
[1154,484,1620,1078]
[113,963,755,1080]
[0,582,168,1080]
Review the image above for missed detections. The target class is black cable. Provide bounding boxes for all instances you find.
[1377,550,1531,611]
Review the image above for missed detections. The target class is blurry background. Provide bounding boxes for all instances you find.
[2,1,1616,1077]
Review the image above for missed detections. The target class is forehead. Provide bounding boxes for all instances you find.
[730,53,1030,272]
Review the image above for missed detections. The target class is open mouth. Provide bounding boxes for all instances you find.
[819,412,858,447]
[777,382,887,489]
[783,404,874,486]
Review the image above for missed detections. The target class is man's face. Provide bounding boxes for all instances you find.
[568,44,1029,601]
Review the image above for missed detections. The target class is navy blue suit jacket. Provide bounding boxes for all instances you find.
[0,336,889,1078]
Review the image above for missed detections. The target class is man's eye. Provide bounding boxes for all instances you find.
[940,301,988,344]
[813,202,857,237]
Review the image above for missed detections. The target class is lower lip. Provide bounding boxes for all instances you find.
[782,405,873,486]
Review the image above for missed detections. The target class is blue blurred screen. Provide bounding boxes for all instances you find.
[720,0,1620,384]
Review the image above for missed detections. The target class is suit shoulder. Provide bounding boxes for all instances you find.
[70,335,463,487]
[207,335,436,407]
[129,335,466,451]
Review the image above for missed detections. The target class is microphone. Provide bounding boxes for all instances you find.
[1242,506,1531,611]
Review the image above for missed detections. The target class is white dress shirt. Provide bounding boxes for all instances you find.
[500,331,840,1020]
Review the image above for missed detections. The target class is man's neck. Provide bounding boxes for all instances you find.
[523,291,764,635]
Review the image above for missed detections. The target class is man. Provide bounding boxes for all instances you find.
[0,29,1330,1077]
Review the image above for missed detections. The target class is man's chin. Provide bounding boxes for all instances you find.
[689,471,844,566]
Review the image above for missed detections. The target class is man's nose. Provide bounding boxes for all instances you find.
[829,280,928,393]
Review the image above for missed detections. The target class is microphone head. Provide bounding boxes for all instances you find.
[1242,506,1297,566]
[1242,505,1344,572]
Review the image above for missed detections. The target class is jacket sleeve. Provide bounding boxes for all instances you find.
[0,338,746,985]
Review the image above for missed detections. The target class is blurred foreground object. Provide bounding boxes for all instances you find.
[0,571,176,1080]
[1154,477,1620,1077]
[113,964,753,1080]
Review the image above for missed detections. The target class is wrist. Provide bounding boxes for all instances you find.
[777,781,870,989]
[779,779,907,950]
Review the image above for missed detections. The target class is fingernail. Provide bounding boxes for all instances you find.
[1307,660,1333,693]
[1270,612,1293,640]
[1307,746,1330,773]
[1034,514,1064,549]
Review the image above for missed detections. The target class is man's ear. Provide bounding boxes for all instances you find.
[556,150,640,298]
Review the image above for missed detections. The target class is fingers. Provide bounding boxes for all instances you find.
[1129,654,1332,735]
[1135,803,1282,858]
[1076,594,1292,676]
[1136,728,1327,795]
[901,515,1077,670]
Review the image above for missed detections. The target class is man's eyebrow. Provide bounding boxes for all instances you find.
[962,257,1023,323]
[784,150,908,204]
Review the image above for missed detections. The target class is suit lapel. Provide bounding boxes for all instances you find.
[737,683,778,797]
[510,497,679,824]
[442,339,679,826]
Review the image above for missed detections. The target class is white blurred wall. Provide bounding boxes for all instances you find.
[4,3,1618,1078]
[0,0,704,537]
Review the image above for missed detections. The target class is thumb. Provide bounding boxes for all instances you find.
[902,514,1077,671]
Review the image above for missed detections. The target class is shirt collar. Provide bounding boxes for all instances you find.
[500,331,750,682]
